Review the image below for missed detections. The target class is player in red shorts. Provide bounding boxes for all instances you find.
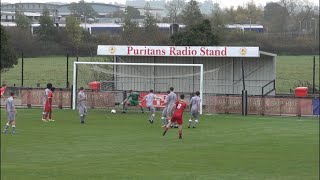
[44,87,55,122]
[162,94,188,139]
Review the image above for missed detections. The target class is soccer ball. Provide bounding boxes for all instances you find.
[111,109,116,113]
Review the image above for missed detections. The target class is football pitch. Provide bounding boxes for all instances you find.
[1,108,319,180]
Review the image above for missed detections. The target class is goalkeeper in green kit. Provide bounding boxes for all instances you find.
[121,90,144,113]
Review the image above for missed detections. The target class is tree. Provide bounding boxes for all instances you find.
[121,5,140,44]
[224,6,237,23]
[15,6,31,31]
[38,7,57,43]
[200,0,214,15]
[264,2,289,32]
[165,0,185,24]
[125,6,141,19]
[1,26,18,72]
[65,16,83,55]
[108,9,125,19]
[142,3,165,45]
[279,0,297,16]
[291,0,317,34]
[181,0,203,27]
[171,19,220,46]
[210,3,226,39]
[143,3,158,33]
[68,0,98,18]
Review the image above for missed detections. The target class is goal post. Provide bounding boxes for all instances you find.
[72,61,204,114]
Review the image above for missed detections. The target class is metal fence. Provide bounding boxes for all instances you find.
[1,86,319,116]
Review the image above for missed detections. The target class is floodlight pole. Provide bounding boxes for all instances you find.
[313,56,315,94]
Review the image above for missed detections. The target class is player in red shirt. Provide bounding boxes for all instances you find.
[0,84,6,98]
[162,94,188,139]
[44,87,55,121]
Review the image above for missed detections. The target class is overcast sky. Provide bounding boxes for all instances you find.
[1,0,319,8]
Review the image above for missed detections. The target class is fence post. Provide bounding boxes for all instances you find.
[66,53,69,88]
[241,58,246,91]
[312,56,315,94]
[70,85,73,109]
[241,58,247,116]
[242,90,248,116]
[21,51,24,87]
[27,88,31,108]
[59,88,63,109]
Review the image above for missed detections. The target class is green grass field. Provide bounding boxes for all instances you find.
[1,109,319,180]
[276,56,319,93]
[0,56,109,88]
[1,55,319,93]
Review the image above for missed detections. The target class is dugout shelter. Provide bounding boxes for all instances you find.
[96,45,276,96]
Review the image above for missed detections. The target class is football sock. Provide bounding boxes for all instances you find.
[140,107,144,112]
[149,115,153,122]
[80,115,85,123]
[194,119,199,127]
[3,123,9,132]
[12,125,16,133]
[179,132,182,139]
[162,128,169,136]
[161,117,166,125]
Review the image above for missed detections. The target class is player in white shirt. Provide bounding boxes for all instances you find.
[188,91,201,128]
[42,83,52,122]
[3,92,17,134]
[78,87,87,124]
[165,87,178,128]
[161,90,170,127]
[140,89,156,124]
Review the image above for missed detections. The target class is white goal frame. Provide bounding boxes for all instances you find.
[73,62,204,114]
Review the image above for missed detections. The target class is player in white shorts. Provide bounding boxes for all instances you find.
[140,89,156,124]
[78,87,87,124]
[3,92,17,134]
[188,91,201,128]
[161,90,171,127]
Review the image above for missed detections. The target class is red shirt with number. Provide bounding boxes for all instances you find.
[171,100,187,125]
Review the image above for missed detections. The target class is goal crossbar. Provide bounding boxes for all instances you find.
[73,62,204,114]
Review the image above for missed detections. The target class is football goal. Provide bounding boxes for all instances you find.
[72,62,204,114]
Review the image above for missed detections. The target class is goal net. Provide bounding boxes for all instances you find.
[73,61,203,114]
